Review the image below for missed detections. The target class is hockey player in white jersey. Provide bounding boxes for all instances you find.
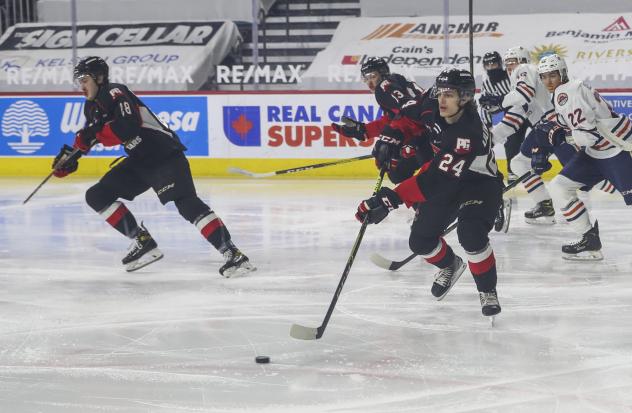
[492,46,578,224]
[493,47,552,222]
[538,54,632,260]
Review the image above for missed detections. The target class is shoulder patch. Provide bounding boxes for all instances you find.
[557,93,568,106]
[109,87,124,99]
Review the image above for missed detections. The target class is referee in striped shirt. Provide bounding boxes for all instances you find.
[478,51,526,181]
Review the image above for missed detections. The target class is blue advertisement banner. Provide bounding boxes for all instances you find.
[0,95,208,156]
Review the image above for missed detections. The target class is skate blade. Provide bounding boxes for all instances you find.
[488,315,497,327]
[501,199,512,233]
[434,261,467,301]
[562,251,604,261]
[525,217,555,225]
[222,262,256,278]
[125,248,164,272]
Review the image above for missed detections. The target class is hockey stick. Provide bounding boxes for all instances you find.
[290,169,387,340]
[228,154,373,178]
[23,144,91,205]
[370,171,532,271]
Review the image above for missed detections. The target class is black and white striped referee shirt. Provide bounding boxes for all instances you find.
[479,74,512,127]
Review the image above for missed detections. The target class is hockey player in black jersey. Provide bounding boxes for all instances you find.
[331,57,433,184]
[51,56,254,276]
[356,69,503,317]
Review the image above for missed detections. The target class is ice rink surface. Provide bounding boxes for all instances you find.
[1,177,632,413]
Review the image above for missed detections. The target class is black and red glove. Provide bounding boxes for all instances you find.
[332,116,367,141]
[355,187,402,224]
[372,126,404,171]
[52,144,80,178]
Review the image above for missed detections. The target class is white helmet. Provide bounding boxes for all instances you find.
[538,54,568,82]
[503,46,530,64]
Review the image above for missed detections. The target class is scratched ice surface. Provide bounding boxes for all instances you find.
[1,178,631,412]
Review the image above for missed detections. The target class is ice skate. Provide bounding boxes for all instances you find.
[562,221,603,261]
[122,224,163,272]
[494,198,512,233]
[479,289,501,326]
[524,199,555,225]
[220,247,255,277]
[431,255,466,300]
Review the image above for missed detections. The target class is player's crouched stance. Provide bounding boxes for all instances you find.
[52,57,254,276]
[357,69,502,318]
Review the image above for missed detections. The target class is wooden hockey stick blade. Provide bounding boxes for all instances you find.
[290,323,320,340]
[227,167,274,178]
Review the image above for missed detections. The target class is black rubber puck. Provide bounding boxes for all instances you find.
[255,356,270,364]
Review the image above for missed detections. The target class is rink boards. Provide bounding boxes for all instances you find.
[0,90,631,177]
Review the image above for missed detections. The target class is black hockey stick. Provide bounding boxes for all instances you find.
[370,171,532,271]
[228,154,372,178]
[290,169,387,340]
[23,143,92,205]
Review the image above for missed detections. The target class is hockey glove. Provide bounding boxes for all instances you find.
[534,121,567,148]
[332,116,367,141]
[356,187,402,224]
[479,94,504,112]
[372,126,403,170]
[52,144,80,178]
[530,147,552,175]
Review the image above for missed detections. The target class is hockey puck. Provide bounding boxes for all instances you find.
[255,356,270,364]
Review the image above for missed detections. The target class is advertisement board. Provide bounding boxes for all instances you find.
[0,21,241,91]
[302,13,632,89]
[0,95,208,157]
[1,90,630,177]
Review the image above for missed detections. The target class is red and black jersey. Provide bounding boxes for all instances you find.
[364,73,427,139]
[394,106,499,207]
[84,83,186,164]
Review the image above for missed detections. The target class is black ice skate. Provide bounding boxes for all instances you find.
[479,289,501,317]
[122,224,164,272]
[562,221,603,261]
[494,198,512,233]
[524,199,555,225]
[219,247,255,277]
[431,255,466,300]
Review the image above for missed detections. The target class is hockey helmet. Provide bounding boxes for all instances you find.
[434,68,476,101]
[361,57,390,78]
[73,56,109,83]
[538,54,568,82]
[503,46,530,64]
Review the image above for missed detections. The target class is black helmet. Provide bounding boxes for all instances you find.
[435,68,475,99]
[73,56,109,83]
[482,51,502,68]
[361,57,390,77]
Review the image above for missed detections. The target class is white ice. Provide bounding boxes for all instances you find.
[1,177,632,413]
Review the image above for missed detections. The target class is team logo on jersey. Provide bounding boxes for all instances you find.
[455,137,471,154]
[222,106,261,146]
[1,100,49,154]
[109,88,124,99]
[557,93,568,106]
